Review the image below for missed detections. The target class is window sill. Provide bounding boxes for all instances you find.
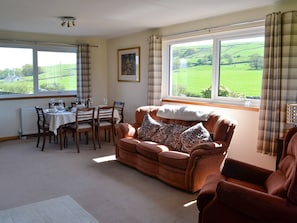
[161,98,259,112]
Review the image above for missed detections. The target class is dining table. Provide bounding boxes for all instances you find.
[44,105,121,149]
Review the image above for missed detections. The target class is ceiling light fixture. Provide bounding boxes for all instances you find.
[60,16,76,28]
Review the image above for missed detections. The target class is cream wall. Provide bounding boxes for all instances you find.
[0,31,107,138]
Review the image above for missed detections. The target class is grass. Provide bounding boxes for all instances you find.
[172,40,264,98]
[172,63,262,98]
[0,64,76,94]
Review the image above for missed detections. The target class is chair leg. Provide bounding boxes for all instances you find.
[36,130,40,148]
[92,129,96,150]
[75,132,80,153]
[97,129,101,148]
[111,127,115,145]
[41,131,46,151]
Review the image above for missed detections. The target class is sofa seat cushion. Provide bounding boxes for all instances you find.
[118,138,141,153]
[136,142,170,161]
[158,151,190,170]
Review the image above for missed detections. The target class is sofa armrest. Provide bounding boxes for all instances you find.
[116,123,138,138]
[190,141,226,155]
[197,174,225,211]
[222,158,273,186]
[203,180,297,222]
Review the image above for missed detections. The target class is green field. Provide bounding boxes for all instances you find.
[171,40,264,98]
[0,64,76,94]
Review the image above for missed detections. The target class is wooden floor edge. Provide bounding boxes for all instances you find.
[0,136,19,142]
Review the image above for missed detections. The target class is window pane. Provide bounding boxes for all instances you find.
[37,51,77,92]
[170,40,213,98]
[219,37,264,99]
[0,47,33,95]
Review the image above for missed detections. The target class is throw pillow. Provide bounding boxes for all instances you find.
[151,123,187,150]
[138,112,163,140]
[180,122,212,153]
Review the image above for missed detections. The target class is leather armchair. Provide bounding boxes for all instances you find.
[196,127,297,223]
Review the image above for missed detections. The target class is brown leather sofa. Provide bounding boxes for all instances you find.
[115,105,236,192]
[196,127,297,223]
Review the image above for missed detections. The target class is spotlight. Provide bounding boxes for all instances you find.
[60,16,76,28]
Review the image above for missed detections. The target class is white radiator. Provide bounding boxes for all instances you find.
[20,107,38,135]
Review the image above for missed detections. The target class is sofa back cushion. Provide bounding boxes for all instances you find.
[281,133,297,204]
[265,170,287,197]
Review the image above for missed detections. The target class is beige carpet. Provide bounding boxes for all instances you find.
[0,137,199,223]
[0,195,99,223]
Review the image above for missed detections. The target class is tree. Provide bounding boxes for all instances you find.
[22,64,33,76]
[249,54,263,70]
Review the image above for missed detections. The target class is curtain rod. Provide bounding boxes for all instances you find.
[162,19,265,38]
[0,39,99,48]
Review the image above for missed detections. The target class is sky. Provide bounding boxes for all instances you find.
[0,47,76,70]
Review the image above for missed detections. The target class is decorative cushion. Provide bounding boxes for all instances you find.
[137,112,163,140]
[180,122,212,152]
[151,123,187,150]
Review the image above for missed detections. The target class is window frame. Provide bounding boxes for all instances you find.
[162,25,265,107]
[0,42,77,99]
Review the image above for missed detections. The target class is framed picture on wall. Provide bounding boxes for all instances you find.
[117,47,140,82]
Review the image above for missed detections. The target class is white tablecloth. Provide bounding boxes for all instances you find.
[45,108,120,135]
[45,111,75,135]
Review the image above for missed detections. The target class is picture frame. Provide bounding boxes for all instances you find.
[117,47,140,82]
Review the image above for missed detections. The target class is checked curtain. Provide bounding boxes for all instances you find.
[257,11,297,155]
[77,44,92,100]
[147,35,162,106]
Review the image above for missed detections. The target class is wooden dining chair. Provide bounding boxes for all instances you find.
[96,106,115,148]
[64,107,96,153]
[113,101,125,123]
[35,106,55,151]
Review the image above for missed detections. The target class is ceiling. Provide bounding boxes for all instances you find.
[0,0,278,39]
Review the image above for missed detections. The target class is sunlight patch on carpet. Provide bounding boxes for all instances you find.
[183,200,197,207]
[92,154,116,163]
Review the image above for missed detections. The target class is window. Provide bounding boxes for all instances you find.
[163,26,264,107]
[0,43,77,98]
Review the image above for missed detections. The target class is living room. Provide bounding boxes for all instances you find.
[0,0,297,222]
[1,1,295,169]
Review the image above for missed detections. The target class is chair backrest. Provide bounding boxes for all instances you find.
[35,106,46,128]
[75,107,95,127]
[97,106,114,125]
[266,127,297,204]
[113,101,124,122]
[281,127,297,204]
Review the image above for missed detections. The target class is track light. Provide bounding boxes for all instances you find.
[60,16,76,28]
